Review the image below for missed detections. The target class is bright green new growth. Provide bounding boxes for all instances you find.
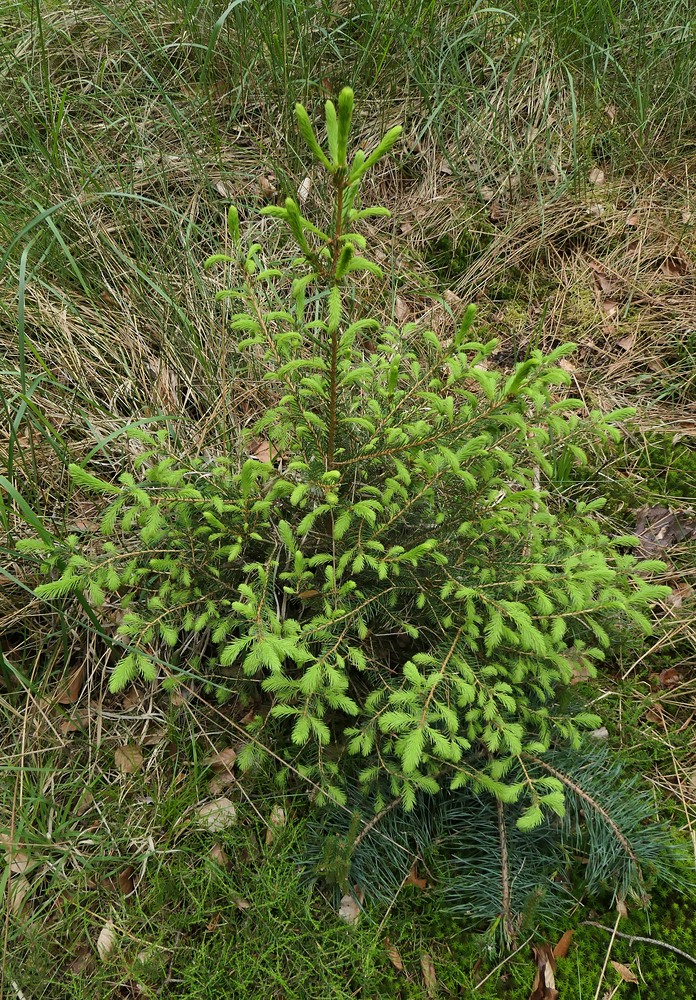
[25,89,668,825]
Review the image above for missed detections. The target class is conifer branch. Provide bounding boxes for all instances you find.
[526,755,640,870]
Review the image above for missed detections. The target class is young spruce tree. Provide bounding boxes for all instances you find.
[23,90,669,850]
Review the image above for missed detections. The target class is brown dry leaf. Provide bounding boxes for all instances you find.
[269,804,287,828]
[75,790,94,816]
[8,874,31,916]
[114,744,143,775]
[617,332,636,351]
[644,703,665,724]
[209,843,229,867]
[593,271,613,296]
[659,667,681,689]
[250,440,272,463]
[215,179,235,199]
[385,938,404,972]
[588,167,605,185]
[59,710,89,735]
[635,506,696,557]
[142,727,168,747]
[611,960,638,984]
[405,861,428,890]
[69,946,94,976]
[394,295,410,323]
[338,888,363,925]
[118,866,135,896]
[665,582,694,609]
[662,255,688,276]
[208,773,236,795]
[122,686,144,710]
[259,173,277,197]
[529,943,558,1000]
[298,176,312,204]
[601,299,619,318]
[196,797,237,831]
[206,747,237,772]
[0,835,30,875]
[488,200,506,223]
[55,663,85,705]
[420,952,437,998]
[96,919,117,960]
[553,929,574,958]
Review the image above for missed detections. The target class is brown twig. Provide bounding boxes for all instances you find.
[582,921,696,967]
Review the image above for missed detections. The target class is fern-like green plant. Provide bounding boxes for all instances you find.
[22,89,669,826]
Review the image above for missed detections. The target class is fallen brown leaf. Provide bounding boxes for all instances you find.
[662,255,688,277]
[644,703,665,724]
[196,797,237,831]
[529,943,558,1000]
[634,506,696,557]
[114,744,143,774]
[405,861,428,890]
[665,582,694,609]
[122,686,144,710]
[265,804,287,845]
[7,874,31,916]
[421,952,437,998]
[250,440,272,463]
[55,663,85,705]
[96,919,117,960]
[593,271,613,296]
[75,790,94,816]
[259,173,277,197]
[68,946,94,976]
[489,201,506,223]
[588,167,605,185]
[385,938,404,972]
[338,886,364,925]
[118,866,135,896]
[553,929,574,958]
[205,747,237,772]
[394,295,410,323]
[215,179,235,199]
[659,667,681,689]
[610,960,638,984]
[617,333,636,351]
[209,843,229,867]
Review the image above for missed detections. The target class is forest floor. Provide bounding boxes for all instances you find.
[1,1,695,997]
